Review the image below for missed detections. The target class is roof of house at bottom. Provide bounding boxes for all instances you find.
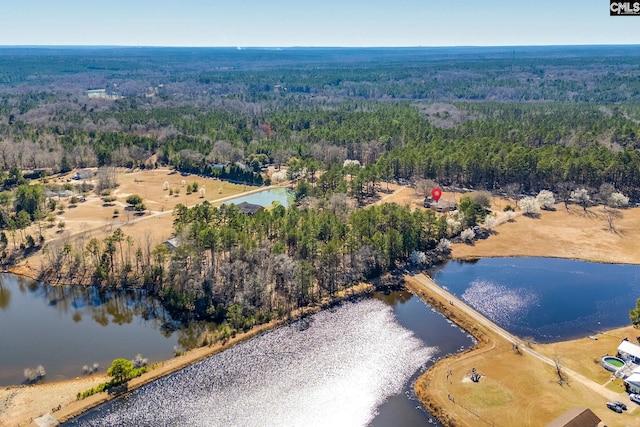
[625,372,640,386]
[236,201,264,215]
[545,407,601,427]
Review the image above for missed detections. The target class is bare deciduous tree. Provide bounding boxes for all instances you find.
[415,178,438,199]
[503,183,521,204]
[96,167,119,192]
[603,205,623,232]
[554,356,568,386]
[518,196,540,216]
[555,182,575,210]
[536,190,555,210]
[597,183,616,205]
[570,188,591,213]
[470,191,492,209]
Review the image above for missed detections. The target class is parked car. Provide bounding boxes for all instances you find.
[630,394,640,404]
[606,401,622,413]
[613,401,627,411]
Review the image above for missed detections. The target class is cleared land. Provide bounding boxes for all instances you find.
[12,169,262,276]
[3,180,640,426]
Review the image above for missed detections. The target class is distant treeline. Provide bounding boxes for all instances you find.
[2,100,640,196]
[1,48,640,198]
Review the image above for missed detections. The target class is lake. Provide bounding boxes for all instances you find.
[64,292,474,427]
[225,187,293,207]
[0,273,187,386]
[9,256,638,425]
[430,257,640,343]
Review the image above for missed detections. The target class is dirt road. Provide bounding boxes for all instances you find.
[410,273,633,408]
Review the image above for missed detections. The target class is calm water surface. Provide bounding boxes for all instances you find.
[225,187,293,207]
[0,274,186,386]
[12,257,632,424]
[430,257,640,343]
[65,293,474,427]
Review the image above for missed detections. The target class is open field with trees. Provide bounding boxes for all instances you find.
[2,46,640,426]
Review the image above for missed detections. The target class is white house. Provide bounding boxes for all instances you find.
[618,340,640,364]
[625,373,640,393]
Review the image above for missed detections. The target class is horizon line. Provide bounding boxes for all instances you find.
[1,43,639,49]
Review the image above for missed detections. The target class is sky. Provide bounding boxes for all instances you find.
[1,0,639,47]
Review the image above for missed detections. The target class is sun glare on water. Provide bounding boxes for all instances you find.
[67,299,435,427]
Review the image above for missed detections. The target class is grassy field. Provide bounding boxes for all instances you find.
[15,168,251,276]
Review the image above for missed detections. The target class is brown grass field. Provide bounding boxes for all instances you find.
[3,177,640,427]
[13,169,261,276]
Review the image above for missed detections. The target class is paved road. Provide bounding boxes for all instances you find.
[411,273,633,408]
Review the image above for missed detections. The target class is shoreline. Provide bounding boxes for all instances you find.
[8,254,634,427]
[452,253,640,266]
[4,253,637,427]
[407,272,639,426]
[5,284,372,427]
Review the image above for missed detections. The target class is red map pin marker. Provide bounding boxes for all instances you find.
[431,187,442,202]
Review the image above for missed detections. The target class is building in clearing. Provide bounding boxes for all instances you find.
[87,89,119,99]
[545,407,601,427]
[424,199,457,212]
[163,237,180,251]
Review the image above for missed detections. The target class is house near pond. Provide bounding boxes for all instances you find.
[618,339,640,365]
[613,339,640,392]
[545,407,600,427]
[424,199,457,212]
[625,372,640,393]
[236,202,264,215]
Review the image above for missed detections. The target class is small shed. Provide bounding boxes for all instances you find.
[236,202,264,215]
[74,169,94,180]
[545,407,601,427]
[163,237,180,251]
[618,339,640,364]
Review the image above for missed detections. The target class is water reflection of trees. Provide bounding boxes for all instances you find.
[373,290,413,306]
[176,322,211,350]
[9,275,177,330]
[4,274,215,350]
[0,279,10,310]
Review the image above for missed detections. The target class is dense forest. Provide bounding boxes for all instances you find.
[1,46,640,333]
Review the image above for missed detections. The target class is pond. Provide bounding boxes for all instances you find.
[225,187,293,207]
[0,273,189,386]
[430,257,640,343]
[64,292,475,427]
